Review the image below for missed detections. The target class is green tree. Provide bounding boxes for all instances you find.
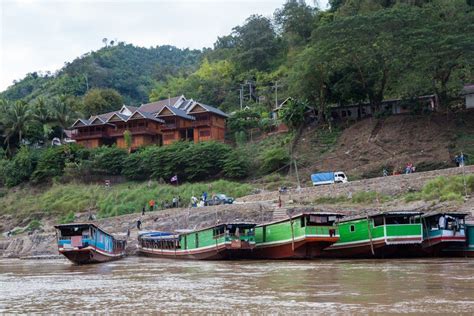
[82,88,123,117]
[123,130,132,153]
[232,15,279,71]
[274,0,315,46]
[51,95,77,141]
[31,97,54,143]
[279,99,308,130]
[2,100,32,151]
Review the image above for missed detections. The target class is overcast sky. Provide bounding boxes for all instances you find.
[0,0,329,92]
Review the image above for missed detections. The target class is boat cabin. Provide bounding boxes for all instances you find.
[421,212,468,245]
[55,223,126,254]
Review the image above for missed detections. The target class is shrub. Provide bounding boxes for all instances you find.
[26,219,42,232]
[91,146,127,175]
[31,146,68,183]
[183,141,229,181]
[259,147,290,174]
[351,191,390,204]
[60,211,75,224]
[223,149,251,179]
[2,146,36,187]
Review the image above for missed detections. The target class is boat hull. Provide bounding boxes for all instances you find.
[250,236,338,259]
[138,242,255,260]
[323,237,423,258]
[59,246,125,264]
[420,236,468,256]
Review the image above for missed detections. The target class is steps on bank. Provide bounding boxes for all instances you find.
[272,207,289,220]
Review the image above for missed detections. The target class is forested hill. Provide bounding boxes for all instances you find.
[0,43,202,104]
[1,0,473,153]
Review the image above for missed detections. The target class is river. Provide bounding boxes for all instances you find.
[1,257,473,314]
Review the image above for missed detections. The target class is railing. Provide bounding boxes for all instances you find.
[193,120,211,127]
[161,123,177,130]
[72,131,109,139]
[306,226,338,237]
[108,126,158,136]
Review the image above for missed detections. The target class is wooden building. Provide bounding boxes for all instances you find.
[70,96,229,150]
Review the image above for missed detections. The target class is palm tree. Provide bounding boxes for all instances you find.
[2,100,32,151]
[51,95,77,142]
[32,97,54,142]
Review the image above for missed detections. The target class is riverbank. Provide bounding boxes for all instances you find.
[1,166,473,258]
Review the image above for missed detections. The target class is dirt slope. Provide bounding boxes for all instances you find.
[295,111,474,181]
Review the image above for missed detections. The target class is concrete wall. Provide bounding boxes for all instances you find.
[238,166,474,204]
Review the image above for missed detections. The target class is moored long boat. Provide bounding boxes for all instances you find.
[441,223,474,257]
[421,212,469,256]
[323,211,423,258]
[55,223,126,264]
[137,222,256,260]
[250,212,343,259]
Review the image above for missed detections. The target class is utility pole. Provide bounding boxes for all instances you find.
[461,151,468,198]
[273,81,279,108]
[294,159,301,191]
[239,85,244,110]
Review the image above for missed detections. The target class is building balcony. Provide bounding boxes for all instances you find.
[193,120,211,127]
[108,126,159,137]
[72,131,109,140]
[161,123,177,130]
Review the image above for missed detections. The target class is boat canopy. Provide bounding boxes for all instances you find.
[421,211,469,219]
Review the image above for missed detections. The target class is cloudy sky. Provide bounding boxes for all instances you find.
[0,0,329,92]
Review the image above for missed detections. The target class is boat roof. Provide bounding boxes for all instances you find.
[421,211,470,218]
[340,210,424,223]
[139,233,179,241]
[257,212,344,227]
[178,222,257,235]
[54,222,118,239]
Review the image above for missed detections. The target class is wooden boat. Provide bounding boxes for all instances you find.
[420,212,469,256]
[137,222,256,260]
[442,222,474,257]
[54,223,126,264]
[249,212,343,259]
[324,211,423,258]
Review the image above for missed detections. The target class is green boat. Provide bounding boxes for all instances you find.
[137,222,256,260]
[324,211,423,258]
[249,212,343,259]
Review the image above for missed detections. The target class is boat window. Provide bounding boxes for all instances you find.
[373,216,384,227]
[307,215,329,226]
[350,225,355,232]
[301,217,306,227]
[263,226,267,242]
[184,235,187,249]
[213,226,225,237]
[195,234,199,248]
[385,215,414,225]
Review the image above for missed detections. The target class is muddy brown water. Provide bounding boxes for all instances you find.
[1,257,473,314]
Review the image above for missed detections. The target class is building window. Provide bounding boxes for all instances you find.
[199,130,211,137]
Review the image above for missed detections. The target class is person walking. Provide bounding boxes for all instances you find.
[136,219,142,230]
[172,197,177,208]
[142,206,146,216]
[148,199,155,212]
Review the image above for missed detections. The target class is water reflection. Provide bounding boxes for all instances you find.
[0,258,473,313]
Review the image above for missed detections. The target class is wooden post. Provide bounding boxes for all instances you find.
[366,213,375,256]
